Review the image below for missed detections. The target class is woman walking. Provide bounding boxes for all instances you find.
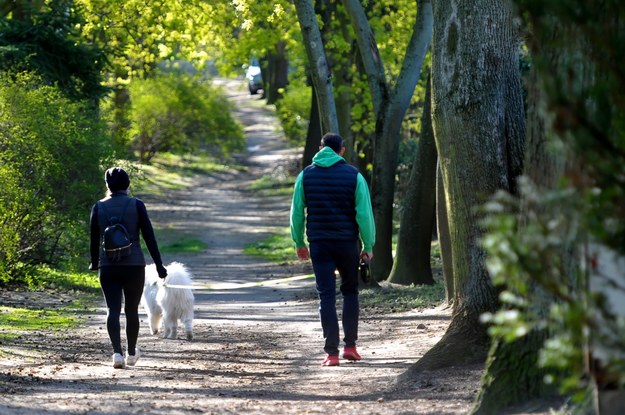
[89,167,168,368]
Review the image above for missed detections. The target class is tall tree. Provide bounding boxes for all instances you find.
[473,1,625,413]
[470,43,565,415]
[343,0,433,280]
[387,72,436,285]
[397,0,525,378]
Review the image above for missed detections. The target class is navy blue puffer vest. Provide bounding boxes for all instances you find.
[303,160,359,242]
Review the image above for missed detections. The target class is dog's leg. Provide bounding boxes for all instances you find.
[163,312,177,339]
[150,311,162,335]
[183,316,193,341]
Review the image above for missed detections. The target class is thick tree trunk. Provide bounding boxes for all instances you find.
[388,73,436,285]
[399,0,525,379]
[471,329,556,414]
[470,64,566,415]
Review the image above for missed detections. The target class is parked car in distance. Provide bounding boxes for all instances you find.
[245,59,263,95]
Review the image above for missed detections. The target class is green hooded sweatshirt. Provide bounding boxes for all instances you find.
[289,146,376,252]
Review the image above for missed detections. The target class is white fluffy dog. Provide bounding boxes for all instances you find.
[142,262,194,340]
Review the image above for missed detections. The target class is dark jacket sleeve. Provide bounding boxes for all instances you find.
[89,203,100,270]
[137,199,166,275]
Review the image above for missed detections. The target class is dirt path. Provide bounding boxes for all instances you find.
[0,79,481,415]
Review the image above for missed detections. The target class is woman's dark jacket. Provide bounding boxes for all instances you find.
[89,192,164,271]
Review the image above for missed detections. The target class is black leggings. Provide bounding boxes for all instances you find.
[99,266,145,355]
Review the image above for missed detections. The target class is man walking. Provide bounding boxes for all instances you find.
[290,132,375,366]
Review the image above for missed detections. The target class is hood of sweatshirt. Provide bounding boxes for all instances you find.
[312,146,344,168]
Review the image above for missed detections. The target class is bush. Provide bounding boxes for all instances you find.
[275,80,311,147]
[128,72,245,162]
[0,73,112,285]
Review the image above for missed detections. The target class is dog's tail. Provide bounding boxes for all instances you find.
[164,262,193,286]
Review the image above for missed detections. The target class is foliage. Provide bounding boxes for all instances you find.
[5,264,101,293]
[0,0,107,102]
[0,73,112,286]
[275,79,311,147]
[221,0,302,74]
[127,72,245,163]
[77,0,221,80]
[481,180,589,397]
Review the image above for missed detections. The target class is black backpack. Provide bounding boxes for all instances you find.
[98,198,134,262]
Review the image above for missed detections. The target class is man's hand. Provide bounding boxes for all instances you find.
[360,252,373,263]
[296,247,310,261]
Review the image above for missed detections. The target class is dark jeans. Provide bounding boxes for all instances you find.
[309,240,360,356]
[99,266,145,355]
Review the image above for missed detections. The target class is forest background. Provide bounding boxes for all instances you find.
[0,1,624,414]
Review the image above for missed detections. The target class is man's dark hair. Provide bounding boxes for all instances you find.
[320,133,344,153]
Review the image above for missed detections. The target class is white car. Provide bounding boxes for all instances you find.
[245,61,263,95]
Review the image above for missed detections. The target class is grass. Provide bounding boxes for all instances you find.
[360,280,446,313]
[0,303,90,346]
[247,174,295,197]
[0,306,82,331]
[14,265,101,293]
[244,227,296,263]
[159,238,208,254]
[0,265,102,347]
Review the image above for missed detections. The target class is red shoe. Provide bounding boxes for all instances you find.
[343,346,362,361]
[321,355,340,366]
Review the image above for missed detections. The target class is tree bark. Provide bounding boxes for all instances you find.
[474,5,625,411]
[399,0,525,378]
[388,73,436,285]
[303,80,322,167]
[265,41,289,105]
[293,0,339,134]
[470,54,566,415]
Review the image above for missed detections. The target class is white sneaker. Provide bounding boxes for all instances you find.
[113,353,125,369]
[125,348,140,366]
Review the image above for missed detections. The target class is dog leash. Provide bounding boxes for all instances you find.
[162,273,314,291]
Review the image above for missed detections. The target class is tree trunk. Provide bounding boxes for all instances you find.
[399,0,525,378]
[436,161,454,301]
[265,41,289,105]
[343,0,433,281]
[293,0,339,134]
[470,60,567,415]
[473,4,625,411]
[303,81,322,167]
[388,73,436,285]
